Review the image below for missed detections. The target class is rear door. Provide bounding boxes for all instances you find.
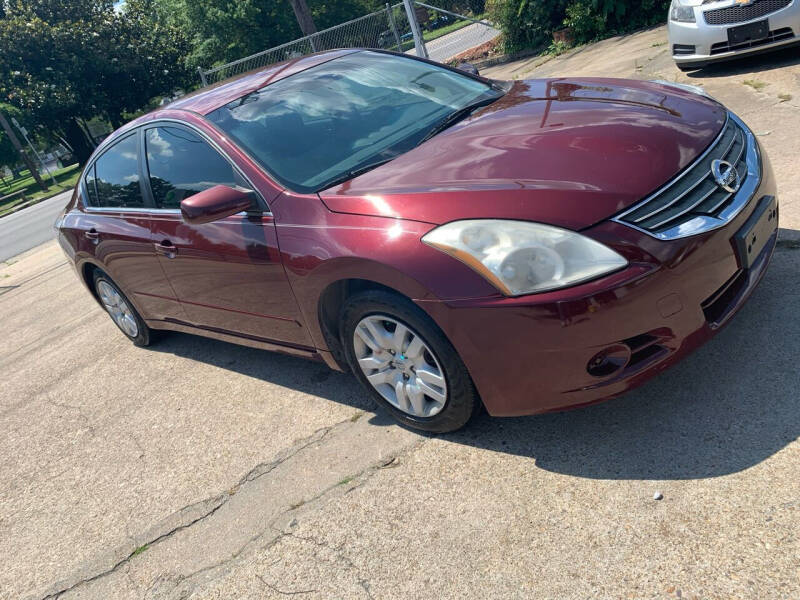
[142,123,311,347]
[74,132,184,321]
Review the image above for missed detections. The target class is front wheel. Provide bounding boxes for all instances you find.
[341,290,479,433]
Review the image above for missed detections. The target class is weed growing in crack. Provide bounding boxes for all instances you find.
[743,79,767,91]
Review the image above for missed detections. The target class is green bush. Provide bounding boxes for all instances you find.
[565,0,670,43]
[489,0,670,52]
[487,0,570,53]
[563,1,607,43]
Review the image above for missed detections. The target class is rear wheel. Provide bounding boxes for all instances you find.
[341,290,479,433]
[93,271,152,347]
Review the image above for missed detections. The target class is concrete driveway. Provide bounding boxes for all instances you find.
[2,25,799,600]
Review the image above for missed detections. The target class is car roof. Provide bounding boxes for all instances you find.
[165,48,362,116]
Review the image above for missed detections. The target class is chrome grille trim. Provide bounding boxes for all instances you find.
[703,0,792,25]
[613,112,761,240]
[629,120,740,225]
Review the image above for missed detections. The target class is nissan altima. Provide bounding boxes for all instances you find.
[56,50,778,432]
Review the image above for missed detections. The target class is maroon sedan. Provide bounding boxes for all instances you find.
[57,50,777,432]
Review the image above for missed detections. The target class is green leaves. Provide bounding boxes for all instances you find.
[153,0,386,71]
[0,0,191,131]
[488,0,669,52]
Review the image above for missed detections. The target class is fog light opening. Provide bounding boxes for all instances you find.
[587,345,631,378]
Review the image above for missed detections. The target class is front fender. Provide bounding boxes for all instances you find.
[272,196,500,350]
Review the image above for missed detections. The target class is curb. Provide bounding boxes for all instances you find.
[473,46,546,70]
[0,190,68,218]
[778,227,800,244]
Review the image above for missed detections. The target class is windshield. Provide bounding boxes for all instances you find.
[206,51,502,193]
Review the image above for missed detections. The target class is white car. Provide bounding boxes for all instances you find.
[668,0,800,70]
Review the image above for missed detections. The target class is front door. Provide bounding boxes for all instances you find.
[142,124,311,347]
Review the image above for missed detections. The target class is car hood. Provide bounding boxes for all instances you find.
[319,78,726,230]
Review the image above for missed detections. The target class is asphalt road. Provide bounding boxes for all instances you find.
[412,22,500,63]
[0,190,71,262]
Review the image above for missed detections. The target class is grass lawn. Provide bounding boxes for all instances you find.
[0,164,80,216]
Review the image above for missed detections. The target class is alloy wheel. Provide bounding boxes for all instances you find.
[352,315,448,417]
[97,280,139,338]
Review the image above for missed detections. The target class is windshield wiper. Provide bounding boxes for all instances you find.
[320,156,396,190]
[419,95,501,145]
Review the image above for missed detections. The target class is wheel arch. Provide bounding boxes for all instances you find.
[78,259,104,306]
[316,278,420,370]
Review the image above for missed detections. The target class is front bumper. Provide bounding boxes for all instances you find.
[418,151,778,417]
[668,0,800,65]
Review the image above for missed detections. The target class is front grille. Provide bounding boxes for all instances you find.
[710,27,794,53]
[704,0,792,25]
[673,43,696,55]
[618,117,748,234]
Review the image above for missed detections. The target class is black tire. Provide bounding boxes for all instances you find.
[93,270,153,347]
[341,290,479,433]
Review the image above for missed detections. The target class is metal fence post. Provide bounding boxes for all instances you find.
[386,3,402,51]
[402,0,428,58]
[197,66,208,87]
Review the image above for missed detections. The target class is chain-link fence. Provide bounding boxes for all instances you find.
[197,2,498,87]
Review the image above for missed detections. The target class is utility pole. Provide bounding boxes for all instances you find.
[0,110,47,192]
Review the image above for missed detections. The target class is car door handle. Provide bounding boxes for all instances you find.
[85,229,99,243]
[154,240,177,259]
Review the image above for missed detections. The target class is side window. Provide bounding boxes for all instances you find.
[145,126,239,210]
[84,164,99,206]
[93,135,145,208]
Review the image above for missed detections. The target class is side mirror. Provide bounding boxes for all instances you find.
[456,62,480,76]
[180,185,253,225]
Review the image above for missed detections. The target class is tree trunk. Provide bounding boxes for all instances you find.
[108,114,124,130]
[0,111,47,192]
[64,118,95,166]
[288,0,317,37]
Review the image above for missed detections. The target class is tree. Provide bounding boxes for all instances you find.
[0,0,191,164]
[0,132,18,187]
[0,105,22,173]
[154,0,386,71]
[288,0,317,37]
[155,0,302,70]
[0,103,47,191]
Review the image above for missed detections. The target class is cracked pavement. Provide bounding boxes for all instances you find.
[2,25,799,600]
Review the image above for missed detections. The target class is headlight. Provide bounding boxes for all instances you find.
[670,1,695,23]
[422,219,628,296]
